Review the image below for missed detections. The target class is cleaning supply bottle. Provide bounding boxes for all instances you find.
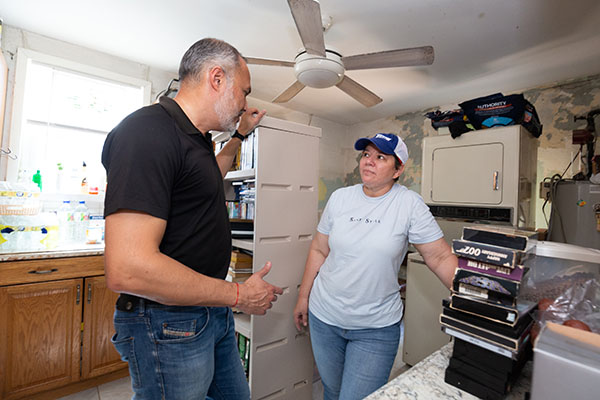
[56,163,64,193]
[32,170,42,191]
[80,161,88,194]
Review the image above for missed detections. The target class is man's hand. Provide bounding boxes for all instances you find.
[237,262,283,315]
[237,107,266,136]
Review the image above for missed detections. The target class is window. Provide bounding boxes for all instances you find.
[5,48,151,194]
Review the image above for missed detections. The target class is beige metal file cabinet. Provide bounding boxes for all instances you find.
[224,116,321,400]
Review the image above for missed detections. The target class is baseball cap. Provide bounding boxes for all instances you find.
[354,133,409,164]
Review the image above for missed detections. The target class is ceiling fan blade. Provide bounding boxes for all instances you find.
[287,0,326,56]
[336,76,382,108]
[342,46,435,70]
[273,80,306,103]
[245,57,295,68]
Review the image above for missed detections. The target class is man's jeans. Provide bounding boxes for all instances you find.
[112,302,250,400]
[309,311,401,400]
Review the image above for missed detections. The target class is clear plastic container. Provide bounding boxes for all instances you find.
[86,215,104,244]
[57,200,75,245]
[74,201,89,244]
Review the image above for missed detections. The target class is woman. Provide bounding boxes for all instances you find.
[293,133,457,400]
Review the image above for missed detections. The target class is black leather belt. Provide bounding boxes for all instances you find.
[116,294,161,312]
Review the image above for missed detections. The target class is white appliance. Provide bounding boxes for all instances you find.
[548,180,600,249]
[421,125,538,235]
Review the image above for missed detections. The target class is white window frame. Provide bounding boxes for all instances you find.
[4,47,152,181]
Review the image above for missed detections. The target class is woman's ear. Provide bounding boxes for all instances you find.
[394,163,405,179]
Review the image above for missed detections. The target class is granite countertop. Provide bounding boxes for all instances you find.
[366,342,532,399]
[0,244,105,262]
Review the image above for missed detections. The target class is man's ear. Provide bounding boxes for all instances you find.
[208,65,226,92]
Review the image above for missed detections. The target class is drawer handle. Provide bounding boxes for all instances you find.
[28,268,58,274]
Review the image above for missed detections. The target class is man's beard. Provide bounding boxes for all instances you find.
[214,82,240,133]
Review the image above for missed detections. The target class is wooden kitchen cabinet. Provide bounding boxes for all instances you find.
[81,275,123,379]
[0,255,127,400]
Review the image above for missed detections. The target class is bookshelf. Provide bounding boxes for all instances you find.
[222,116,321,400]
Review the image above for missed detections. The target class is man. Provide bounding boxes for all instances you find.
[102,38,282,399]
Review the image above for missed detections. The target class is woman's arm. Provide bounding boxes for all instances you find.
[293,231,330,330]
[413,238,458,289]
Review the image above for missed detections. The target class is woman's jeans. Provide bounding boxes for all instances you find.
[111,301,250,400]
[309,311,401,400]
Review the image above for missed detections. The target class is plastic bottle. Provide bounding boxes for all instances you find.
[56,163,64,193]
[74,201,89,244]
[57,200,74,246]
[32,170,42,191]
[80,162,88,194]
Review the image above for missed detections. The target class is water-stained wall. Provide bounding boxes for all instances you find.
[330,73,600,229]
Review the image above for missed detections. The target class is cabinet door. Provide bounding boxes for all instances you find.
[431,142,504,204]
[81,276,126,379]
[0,279,82,400]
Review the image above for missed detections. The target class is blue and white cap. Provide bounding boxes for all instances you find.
[354,133,409,164]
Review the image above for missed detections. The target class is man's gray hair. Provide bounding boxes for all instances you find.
[179,38,243,83]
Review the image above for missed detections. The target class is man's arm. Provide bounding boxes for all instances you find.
[413,238,458,289]
[104,210,282,314]
[215,108,266,177]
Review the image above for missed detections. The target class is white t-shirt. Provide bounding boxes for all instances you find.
[309,184,443,329]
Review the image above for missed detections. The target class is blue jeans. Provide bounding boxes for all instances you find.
[309,311,401,400]
[111,301,250,400]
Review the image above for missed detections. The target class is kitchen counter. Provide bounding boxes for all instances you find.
[0,244,104,262]
[366,342,532,399]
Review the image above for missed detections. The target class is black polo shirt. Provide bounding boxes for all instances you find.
[102,97,231,279]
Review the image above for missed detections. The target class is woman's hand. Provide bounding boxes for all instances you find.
[293,296,309,331]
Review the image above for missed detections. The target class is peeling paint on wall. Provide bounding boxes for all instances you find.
[336,73,600,230]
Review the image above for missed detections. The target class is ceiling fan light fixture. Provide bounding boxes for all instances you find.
[294,50,344,88]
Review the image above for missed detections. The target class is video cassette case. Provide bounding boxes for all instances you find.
[452,239,531,268]
[462,224,538,251]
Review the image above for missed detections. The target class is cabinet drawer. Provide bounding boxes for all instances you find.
[0,256,104,286]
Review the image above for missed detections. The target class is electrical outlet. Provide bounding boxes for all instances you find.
[540,181,551,200]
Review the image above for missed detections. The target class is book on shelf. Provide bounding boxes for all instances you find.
[231,249,252,263]
[236,333,250,378]
[461,224,538,252]
[230,257,252,271]
[228,268,252,283]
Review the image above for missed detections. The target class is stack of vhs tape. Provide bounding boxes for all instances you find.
[441,225,538,399]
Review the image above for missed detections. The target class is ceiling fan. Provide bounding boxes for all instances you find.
[245,0,434,107]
